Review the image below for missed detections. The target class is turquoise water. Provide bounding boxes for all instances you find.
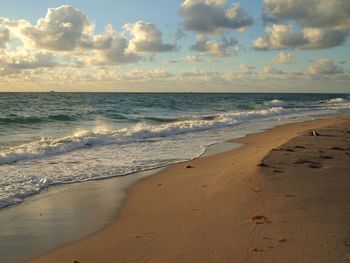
[0,93,349,208]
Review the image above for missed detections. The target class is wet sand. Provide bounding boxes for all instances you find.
[30,116,350,263]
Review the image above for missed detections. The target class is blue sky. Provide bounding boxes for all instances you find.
[0,0,349,92]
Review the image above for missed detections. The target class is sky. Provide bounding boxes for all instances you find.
[0,0,349,92]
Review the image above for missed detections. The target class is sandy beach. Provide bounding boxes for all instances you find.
[29,116,350,263]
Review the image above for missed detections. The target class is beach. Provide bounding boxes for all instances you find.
[28,116,350,263]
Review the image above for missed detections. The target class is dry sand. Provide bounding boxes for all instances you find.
[29,116,350,263]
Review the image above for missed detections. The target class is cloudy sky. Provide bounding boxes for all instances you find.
[0,0,349,92]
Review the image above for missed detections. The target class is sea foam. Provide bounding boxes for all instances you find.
[0,107,286,165]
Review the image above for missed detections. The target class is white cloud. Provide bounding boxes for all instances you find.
[22,5,93,51]
[254,24,306,50]
[257,0,350,50]
[261,65,285,75]
[272,52,295,64]
[305,59,344,75]
[239,63,255,74]
[0,7,177,67]
[120,68,174,81]
[92,34,141,65]
[0,28,10,48]
[124,21,176,53]
[190,35,238,56]
[0,49,57,75]
[186,55,202,62]
[179,0,253,34]
[263,0,350,29]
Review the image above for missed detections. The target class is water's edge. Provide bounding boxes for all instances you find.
[0,115,343,263]
[0,135,242,263]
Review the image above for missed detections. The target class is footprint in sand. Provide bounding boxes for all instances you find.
[331,146,344,151]
[285,194,295,198]
[250,187,262,192]
[308,163,323,169]
[320,155,333,160]
[251,247,264,252]
[274,170,283,173]
[251,215,270,224]
[294,145,305,149]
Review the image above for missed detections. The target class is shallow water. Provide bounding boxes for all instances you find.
[0,93,349,209]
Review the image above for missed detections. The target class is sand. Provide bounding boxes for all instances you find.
[29,116,350,263]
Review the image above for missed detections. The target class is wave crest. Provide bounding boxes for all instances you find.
[0,107,286,165]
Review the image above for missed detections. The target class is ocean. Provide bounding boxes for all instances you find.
[1,93,350,209]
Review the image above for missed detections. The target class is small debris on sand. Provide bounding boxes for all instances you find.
[278,238,287,243]
[311,130,320,136]
[73,260,80,263]
[251,214,268,224]
[250,187,262,192]
[185,165,194,169]
[285,194,295,198]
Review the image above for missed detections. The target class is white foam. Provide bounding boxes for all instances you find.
[0,107,286,165]
[267,99,287,107]
[320,98,347,104]
[1,102,349,209]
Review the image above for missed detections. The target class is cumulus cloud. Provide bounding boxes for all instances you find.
[254,24,305,50]
[272,52,295,64]
[263,0,350,29]
[239,63,255,74]
[0,49,57,75]
[0,6,178,66]
[261,65,285,75]
[179,0,253,34]
[124,21,176,53]
[256,0,350,50]
[22,5,93,51]
[92,35,141,65]
[305,59,344,75]
[253,24,348,50]
[190,34,238,56]
[120,68,174,81]
[0,28,10,48]
[186,55,202,62]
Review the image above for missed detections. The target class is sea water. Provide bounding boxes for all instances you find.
[0,93,350,209]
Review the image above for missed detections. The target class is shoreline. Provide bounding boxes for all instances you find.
[28,115,350,263]
[0,133,240,263]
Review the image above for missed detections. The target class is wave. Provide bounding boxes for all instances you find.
[319,98,347,104]
[139,116,182,123]
[238,102,263,110]
[267,99,287,107]
[0,107,286,165]
[0,114,77,124]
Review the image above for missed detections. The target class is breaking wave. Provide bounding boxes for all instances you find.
[0,107,286,165]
